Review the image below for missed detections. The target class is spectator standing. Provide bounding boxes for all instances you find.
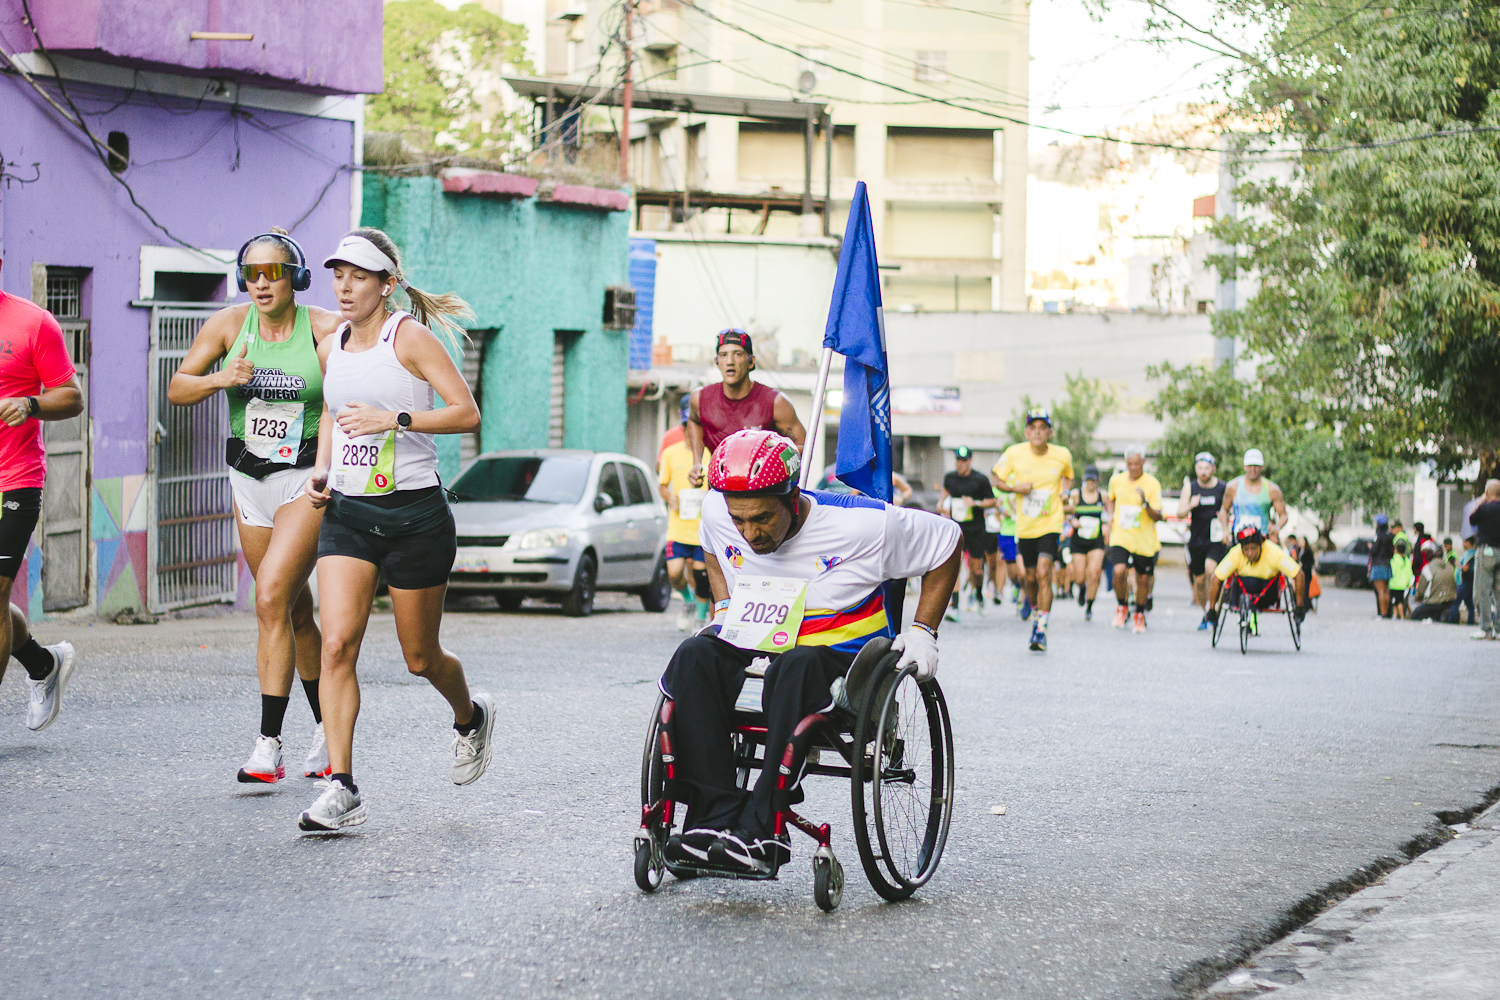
[1443,537,1455,564]
[1411,522,1433,578]
[1469,479,1500,640]
[1369,513,1395,618]
[1411,541,1458,621]
[1390,538,1413,619]
[1450,537,1478,625]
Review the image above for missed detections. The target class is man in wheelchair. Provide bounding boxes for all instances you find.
[658,429,962,876]
[1206,524,1308,626]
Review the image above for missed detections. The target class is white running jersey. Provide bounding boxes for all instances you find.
[324,311,440,496]
[699,490,961,654]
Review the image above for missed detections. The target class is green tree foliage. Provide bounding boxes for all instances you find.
[1007,373,1118,471]
[1202,0,1500,476]
[1149,362,1403,547]
[367,1,532,155]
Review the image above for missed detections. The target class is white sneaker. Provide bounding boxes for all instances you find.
[676,603,696,632]
[303,722,330,778]
[237,735,285,783]
[1472,630,1495,640]
[24,641,77,732]
[452,692,497,785]
[298,778,366,831]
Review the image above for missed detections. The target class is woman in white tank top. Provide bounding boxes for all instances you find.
[296,228,494,833]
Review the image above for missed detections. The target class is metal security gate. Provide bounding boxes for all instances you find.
[148,305,237,611]
[40,317,90,610]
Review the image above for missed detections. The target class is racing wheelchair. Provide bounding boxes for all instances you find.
[1211,572,1301,654]
[633,635,955,912]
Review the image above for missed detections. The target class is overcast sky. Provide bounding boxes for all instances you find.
[1026,0,1244,152]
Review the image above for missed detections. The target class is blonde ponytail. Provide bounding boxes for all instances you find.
[345,226,473,351]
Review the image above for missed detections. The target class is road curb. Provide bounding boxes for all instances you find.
[1201,800,1500,996]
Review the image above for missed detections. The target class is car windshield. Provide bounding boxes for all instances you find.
[451,456,592,505]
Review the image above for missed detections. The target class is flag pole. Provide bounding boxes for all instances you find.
[800,346,835,489]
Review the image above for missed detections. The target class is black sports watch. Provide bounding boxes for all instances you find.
[26,396,39,418]
[396,411,412,437]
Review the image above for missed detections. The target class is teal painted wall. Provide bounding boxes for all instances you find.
[361,176,631,478]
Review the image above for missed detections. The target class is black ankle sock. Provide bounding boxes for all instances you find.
[331,772,358,794]
[260,694,290,738]
[456,702,484,736]
[14,638,54,681]
[1086,599,1094,612]
[301,678,322,724]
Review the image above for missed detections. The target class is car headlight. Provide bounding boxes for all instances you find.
[516,527,569,549]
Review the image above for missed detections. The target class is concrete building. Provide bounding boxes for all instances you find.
[501,0,1027,313]
[361,170,632,475]
[0,0,381,616]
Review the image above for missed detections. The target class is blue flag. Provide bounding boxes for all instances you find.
[823,182,892,502]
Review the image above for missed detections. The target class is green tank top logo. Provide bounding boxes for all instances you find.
[237,368,308,402]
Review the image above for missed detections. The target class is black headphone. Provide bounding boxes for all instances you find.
[235,233,311,292]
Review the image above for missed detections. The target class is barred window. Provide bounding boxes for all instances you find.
[46,274,81,319]
[915,50,948,83]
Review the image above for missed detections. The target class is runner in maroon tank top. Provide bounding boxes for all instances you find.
[685,330,806,487]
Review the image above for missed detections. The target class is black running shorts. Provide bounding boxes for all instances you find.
[318,490,457,590]
[0,487,41,581]
[958,520,992,560]
[1070,534,1105,557]
[1187,541,1229,576]
[1107,545,1158,575]
[1015,533,1060,568]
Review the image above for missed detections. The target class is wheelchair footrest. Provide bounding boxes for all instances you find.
[665,860,781,882]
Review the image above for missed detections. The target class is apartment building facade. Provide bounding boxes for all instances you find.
[500,0,1028,312]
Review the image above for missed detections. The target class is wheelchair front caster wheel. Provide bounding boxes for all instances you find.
[634,838,664,893]
[813,853,843,912]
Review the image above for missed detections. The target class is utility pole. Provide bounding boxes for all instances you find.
[620,0,634,184]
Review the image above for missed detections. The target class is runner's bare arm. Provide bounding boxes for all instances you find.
[1270,483,1289,530]
[338,318,479,438]
[914,538,964,631]
[686,388,707,487]
[0,376,84,426]
[167,304,253,405]
[306,306,343,344]
[703,550,730,605]
[772,392,806,448]
[1176,478,1195,519]
[304,407,334,508]
[1219,481,1238,537]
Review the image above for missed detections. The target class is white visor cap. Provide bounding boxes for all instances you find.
[1243,448,1265,466]
[322,234,398,274]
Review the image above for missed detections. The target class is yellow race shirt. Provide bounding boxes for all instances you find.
[994,443,1074,538]
[1215,541,1300,581]
[1107,471,1163,556]
[658,440,710,546]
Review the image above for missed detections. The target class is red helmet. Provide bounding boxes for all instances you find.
[709,429,801,496]
[1235,523,1264,546]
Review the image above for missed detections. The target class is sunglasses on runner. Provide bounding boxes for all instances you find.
[239,262,295,284]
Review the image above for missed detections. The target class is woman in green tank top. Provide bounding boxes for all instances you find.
[167,230,343,787]
[1067,466,1109,619]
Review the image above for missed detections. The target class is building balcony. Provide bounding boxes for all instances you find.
[0,0,384,95]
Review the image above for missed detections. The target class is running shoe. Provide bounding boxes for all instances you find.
[675,602,696,632]
[298,778,366,831]
[451,692,497,785]
[1085,607,1093,622]
[303,722,330,778]
[1019,597,1033,622]
[1112,605,1129,629]
[1028,624,1047,652]
[1197,615,1210,631]
[238,735,285,783]
[945,601,960,624]
[708,831,790,874]
[1132,611,1146,634]
[992,593,1003,606]
[1471,630,1496,640]
[24,641,77,732]
[974,592,986,616]
[665,828,722,865]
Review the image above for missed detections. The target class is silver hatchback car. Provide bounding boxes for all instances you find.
[446,449,671,616]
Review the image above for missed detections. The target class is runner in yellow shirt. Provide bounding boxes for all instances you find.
[658,396,711,631]
[993,408,1074,652]
[1106,446,1164,633]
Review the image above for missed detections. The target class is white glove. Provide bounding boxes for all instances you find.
[891,626,939,682]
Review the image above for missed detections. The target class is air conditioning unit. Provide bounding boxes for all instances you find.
[603,285,636,330]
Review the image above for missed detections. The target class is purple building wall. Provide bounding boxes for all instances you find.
[0,0,380,613]
[1,0,383,95]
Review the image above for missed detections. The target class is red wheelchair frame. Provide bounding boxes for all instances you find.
[1211,571,1301,653]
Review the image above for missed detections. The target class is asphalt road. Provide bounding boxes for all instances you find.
[2,565,1497,1000]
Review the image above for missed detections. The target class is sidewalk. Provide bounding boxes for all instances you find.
[1206,800,1500,1000]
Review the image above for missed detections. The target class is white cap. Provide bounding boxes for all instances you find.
[1244,448,1265,466]
[322,234,398,274]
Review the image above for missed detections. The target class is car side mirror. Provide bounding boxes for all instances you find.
[595,492,616,513]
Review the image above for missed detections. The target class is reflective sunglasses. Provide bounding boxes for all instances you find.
[239,262,295,284]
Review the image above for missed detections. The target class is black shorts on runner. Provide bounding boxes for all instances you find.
[318,488,457,590]
[1187,541,1229,576]
[1015,533,1061,568]
[0,487,41,580]
[1071,534,1105,557]
[1107,545,1158,575]
[958,520,992,560]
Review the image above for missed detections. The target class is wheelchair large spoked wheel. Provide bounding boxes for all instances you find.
[1239,600,1251,654]
[1210,594,1229,647]
[850,659,955,902]
[636,691,670,893]
[1284,587,1302,651]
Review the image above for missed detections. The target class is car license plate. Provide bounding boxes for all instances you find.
[453,549,490,573]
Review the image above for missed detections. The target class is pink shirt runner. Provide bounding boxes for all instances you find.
[0,291,76,491]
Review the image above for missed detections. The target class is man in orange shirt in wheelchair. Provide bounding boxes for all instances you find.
[1206,524,1308,628]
